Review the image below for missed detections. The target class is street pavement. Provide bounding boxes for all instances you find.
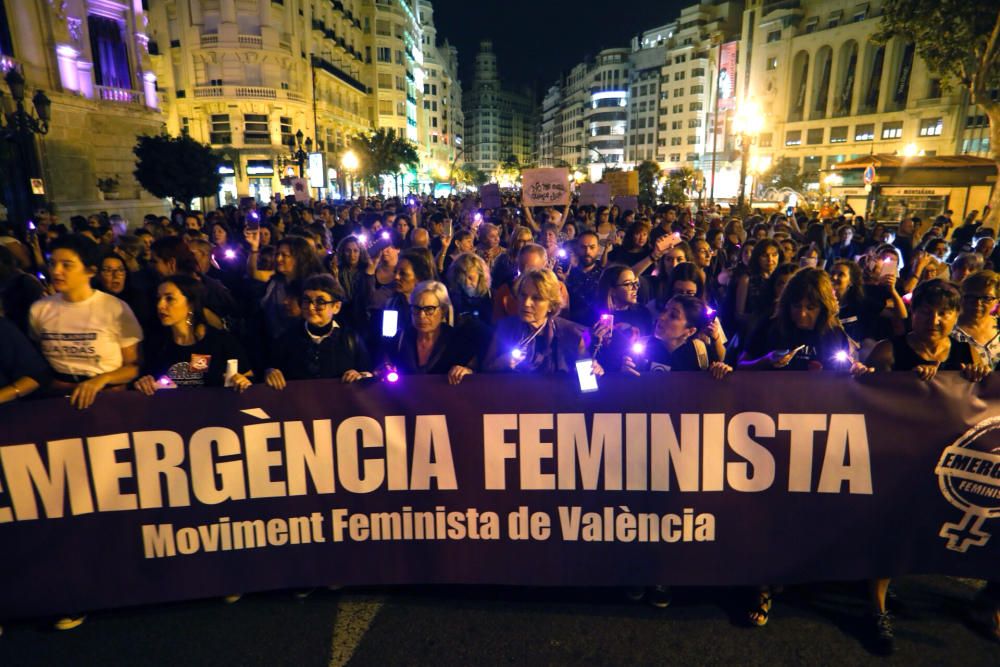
[1,576,997,666]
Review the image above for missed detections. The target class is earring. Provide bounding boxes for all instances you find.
[186,312,193,326]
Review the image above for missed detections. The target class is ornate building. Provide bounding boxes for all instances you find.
[147,0,371,203]
[0,0,164,222]
[416,0,461,185]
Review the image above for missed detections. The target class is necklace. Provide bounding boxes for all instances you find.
[305,320,335,344]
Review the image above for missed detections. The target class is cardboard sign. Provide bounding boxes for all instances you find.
[613,195,639,213]
[291,177,310,203]
[578,183,611,207]
[522,168,570,206]
[480,184,502,209]
[30,178,45,195]
[602,171,639,197]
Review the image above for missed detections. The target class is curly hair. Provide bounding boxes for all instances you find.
[776,268,841,337]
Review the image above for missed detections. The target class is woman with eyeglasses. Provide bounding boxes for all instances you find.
[94,252,155,334]
[382,280,482,385]
[951,271,1000,369]
[264,275,371,388]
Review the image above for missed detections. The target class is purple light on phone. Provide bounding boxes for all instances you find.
[248,210,259,220]
[631,342,646,356]
[557,248,567,259]
[385,371,400,383]
[902,291,913,303]
[358,233,368,245]
[600,313,612,321]
[36,272,45,281]
[834,350,850,364]
[27,220,36,231]
[381,231,391,240]
[510,348,525,361]
[705,306,716,317]
[474,212,483,222]
[224,248,236,260]
[158,376,171,386]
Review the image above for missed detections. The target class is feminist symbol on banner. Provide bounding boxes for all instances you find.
[934,416,1000,552]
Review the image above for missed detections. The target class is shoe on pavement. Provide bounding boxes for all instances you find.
[872,611,895,655]
[294,588,316,599]
[647,585,672,609]
[624,587,644,602]
[223,594,242,604]
[54,616,86,631]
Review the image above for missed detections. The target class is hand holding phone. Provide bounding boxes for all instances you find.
[382,309,399,337]
[575,359,599,393]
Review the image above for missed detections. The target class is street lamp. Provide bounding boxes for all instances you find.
[733,100,764,213]
[287,129,312,178]
[0,68,51,230]
[341,150,359,199]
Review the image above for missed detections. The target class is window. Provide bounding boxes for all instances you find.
[670,153,681,162]
[807,128,824,144]
[396,102,405,116]
[785,130,802,146]
[927,78,942,99]
[431,117,438,128]
[378,73,392,89]
[378,100,393,115]
[766,57,778,71]
[804,17,819,34]
[690,85,704,94]
[279,116,292,145]
[675,55,686,64]
[766,30,781,43]
[830,126,848,143]
[376,20,391,36]
[855,123,875,141]
[881,121,903,139]
[0,0,14,58]
[88,15,132,89]
[671,137,682,146]
[675,71,685,81]
[377,47,391,63]
[396,76,405,91]
[243,114,270,144]
[181,117,190,135]
[919,117,942,137]
[673,104,683,113]
[691,68,705,77]
[209,114,231,144]
[674,87,684,97]
[759,132,773,148]
[672,120,682,130]
[686,135,697,145]
[688,118,702,128]
[689,102,703,111]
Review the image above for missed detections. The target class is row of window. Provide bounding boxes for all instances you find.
[781,118,943,146]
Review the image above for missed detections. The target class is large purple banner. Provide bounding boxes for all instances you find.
[1,373,998,619]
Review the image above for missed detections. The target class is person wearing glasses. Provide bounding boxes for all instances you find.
[381,280,481,385]
[94,251,155,334]
[265,274,371,388]
[134,275,252,394]
[951,271,1000,369]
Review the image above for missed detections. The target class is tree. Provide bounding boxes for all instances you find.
[758,158,804,193]
[875,2,1000,226]
[349,128,420,194]
[637,160,661,207]
[662,167,694,205]
[458,164,489,188]
[494,154,520,187]
[133,134,222,209]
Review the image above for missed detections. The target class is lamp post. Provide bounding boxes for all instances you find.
[341,149,359,200]
[286,129,312,178]
[733,100,763,214]
[0,68,51,231]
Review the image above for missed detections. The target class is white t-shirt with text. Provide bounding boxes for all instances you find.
[29,290,143,378]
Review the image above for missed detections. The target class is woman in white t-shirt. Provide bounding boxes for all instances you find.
[29,234,143,409]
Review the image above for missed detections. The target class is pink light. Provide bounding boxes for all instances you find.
[705,306,716,317]
[631,342,646,355]
[510,348,525,361]
[385,371,400,383]
[358,233,368,245]
[557,248,567,259]
[224,249,236,259]
[600,313,612,321]
[158,376,171,386]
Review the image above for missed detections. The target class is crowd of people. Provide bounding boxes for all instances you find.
[0,195,998,649]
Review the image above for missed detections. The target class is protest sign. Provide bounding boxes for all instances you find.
[579,183,611,207]
[522,168,570,206]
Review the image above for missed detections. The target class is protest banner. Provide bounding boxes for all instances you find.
[578,183,611,207]
[603,171,639,197]
[522,168,570,206]
[480,184,502,209]
[613,195,639,213]
[1,373,997,619]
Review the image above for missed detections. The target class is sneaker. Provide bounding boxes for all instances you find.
[647,585,672,609]
[53,615,86,631]
[872,611,895,655]
[623,587,644,602]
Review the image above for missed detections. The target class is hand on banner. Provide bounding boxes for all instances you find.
[134,375,159,396]
[850,361,874,377]
[914,363,939,382]
[70,377,107,410]
[960,363,991,383]
[230,372,252,393]
[766,349,797,369]
[621,355,641,377]
[709,361,733,380]
[342,369,371,384]
[266,368,287,390]
[447,365,474,385]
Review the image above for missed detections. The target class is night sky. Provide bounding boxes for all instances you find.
[431,0,687,96]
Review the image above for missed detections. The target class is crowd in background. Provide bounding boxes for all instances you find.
[0,193,998,647]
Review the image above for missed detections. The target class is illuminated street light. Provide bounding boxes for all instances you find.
[733,100,764,212]
[901,143,922,158]
[341,150,359,199]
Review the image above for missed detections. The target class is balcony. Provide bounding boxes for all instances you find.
[200,33,263,49]
[96,85,143,105]
[193,85,303,101]
[311,56,368,94]
[235,86,277,99]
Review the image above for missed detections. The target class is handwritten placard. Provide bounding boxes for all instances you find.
[480,183,502,209]
[612,195,639,213]
[522,168,570,206]
[603,171,639,197]
[578,183,611,207]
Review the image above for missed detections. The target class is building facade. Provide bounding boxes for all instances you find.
[416,0,462,185]
[739,0,988,188]
[1,0,165,222]
[463,40,537,173]
[148,0,371,204]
